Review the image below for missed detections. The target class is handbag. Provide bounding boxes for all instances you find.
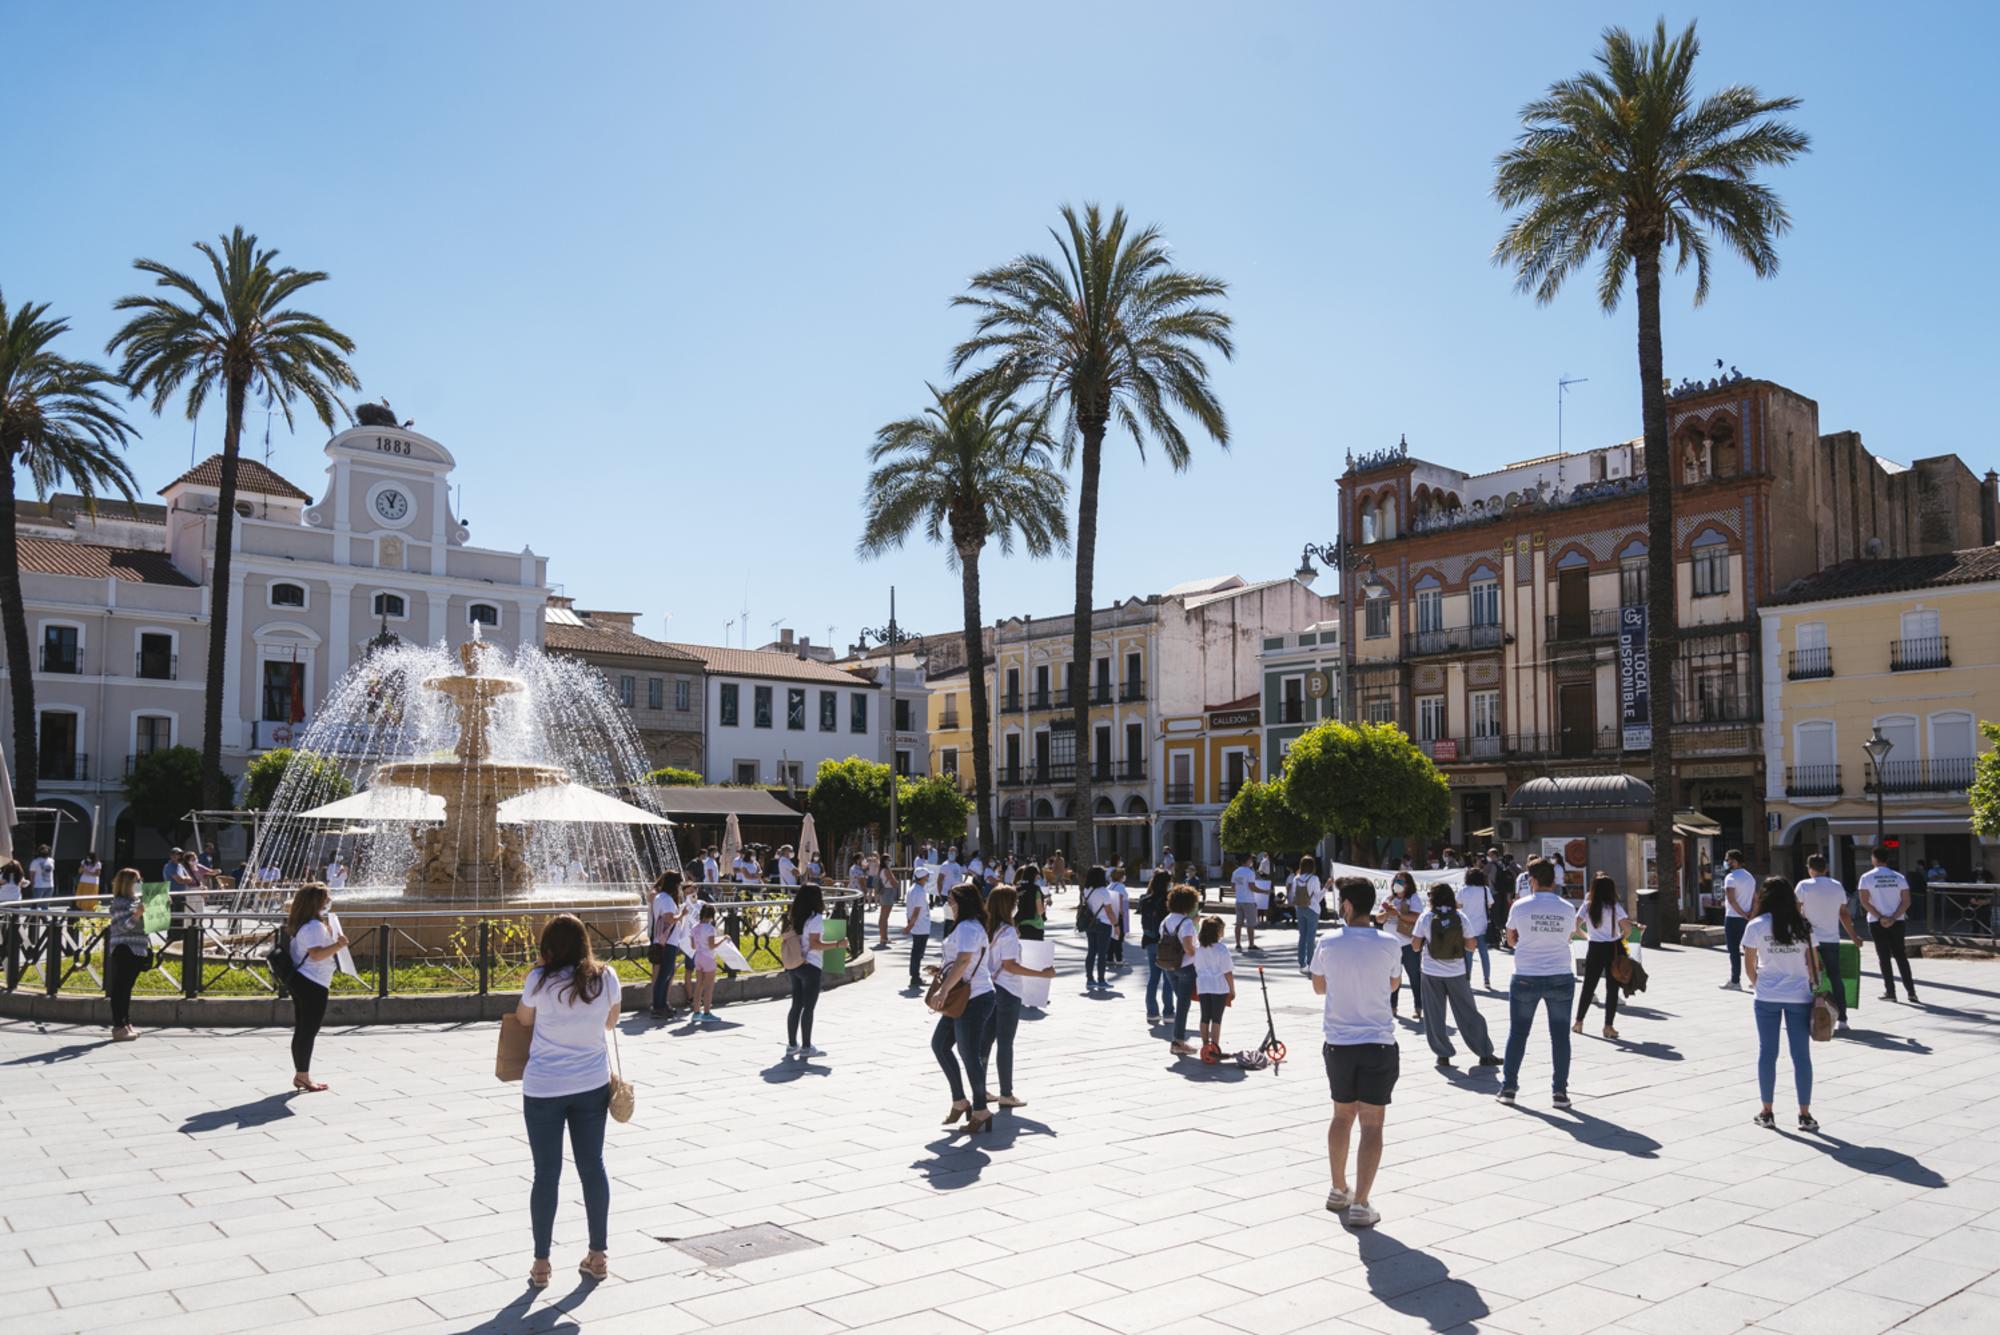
[1808,948,1835,1041]
[779,930,804,971]
[925,945,984,1018]
[608,1029,635,1122]
[495,1012,530,1082]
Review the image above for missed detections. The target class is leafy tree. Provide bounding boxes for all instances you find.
[1281,722,1448,863]
[122,746,208,841]
[857,382,1068,854]
[1219,776,1322,858]
[1971,722,2000,839]
[1493,20,1806,902]
[807,756,892,856]
[642,766,703,787]
[897,773,975,846]
[109,228,361,808]
[241,747,353,813]
[953,205,1232,863]
[1,292,138,806]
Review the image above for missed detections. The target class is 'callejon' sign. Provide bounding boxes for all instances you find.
[1618,604,1651,750]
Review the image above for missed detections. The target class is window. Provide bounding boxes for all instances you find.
[135,714,173,755]
[1364,598,1390,639]
[894,698,913,731]
[819,690,836,731]
[136,632,175,680]
[719,683,739,727]
[1281,675,1305,724]
[1931,711,1975,760]
[894,750,912,777]
[675,679,691,712]
[1417,695,1446,742]
[734,761,759,785]
[1004,667,1020,701]
[38,710,80,780]
[850,692,868,734]
[1033,663,1050,703]
[753,685,773,728]
[1366,698,1395,725]
[941,747,959,777]
[1093,724,1112,778]
[1469,578,1500,628]
[372,592,406,619]
[1795,720,1835,768]
[262,660,305,723]
[41,624,81,674]
[779,761,804,789]
[1415,588,1443,633]
[468,602,500,627]
[1691,538,1729,597]
[1005,733,1021,773]
[618,675,636,707]
[1124,721,1143,775]
[1471,690,1500,739]
[647,678,663,710]
[787,687,805,731]
[1095,657,1111,696]
[270,582,306,608]
[1901,608,1941,641]
[1124,651,1142,696]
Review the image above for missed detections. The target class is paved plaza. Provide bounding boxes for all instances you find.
[3,928,1998,1335]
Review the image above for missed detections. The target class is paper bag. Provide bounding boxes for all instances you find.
[495,1012,530,1082]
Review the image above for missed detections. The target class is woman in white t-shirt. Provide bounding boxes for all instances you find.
[979,886,1056,1109]
[776,845,798,887]
[283,883,347,1093]
[515,913,619,1286]
[1743,877,1822,1132]
[1160,886,1202,1056]
[1572,874,1634,1039]
[1289,855,1325,974]
[648,870,686,1019]
[1382,873,1423,1020]
[931,883,997,1132]
[1456,867,1495,989]
[1192,917,1236,1055]
[1106,872,1130,968]
[75,854,102,909]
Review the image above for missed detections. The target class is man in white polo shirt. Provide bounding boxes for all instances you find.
[1231,853,1260,952]
[1499,857,1582,1108]
[1310,877,1404,1230]
[1720,849,1759,990]
[1858,846,1919,1005]
[1796,852,1862,1034]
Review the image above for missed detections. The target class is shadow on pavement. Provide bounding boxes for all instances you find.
[1505,1102,1662,1158]
[179,1090,299,1135]
[463,1275,598,1334]
[1839,1027,1931,1054]
[1605,1037,1684,1062]
[2,1039,112,1065]
[1778,1131,1947,1187]
[759,1059,831,1083]
[1351,1229,1494,1330]
[1171,1057,1247,1083]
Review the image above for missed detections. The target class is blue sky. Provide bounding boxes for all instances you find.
[7,2,1995,653]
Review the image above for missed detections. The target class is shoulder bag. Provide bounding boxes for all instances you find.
[779,928,804,971]
[608,1028,635,1122]
[496,1011,531,1082]
[925,943,985,1018]
[1808,946,1835,1042]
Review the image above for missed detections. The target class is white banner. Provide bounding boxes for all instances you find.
[1017,940,1055,1008]
[1322,862,1467,893]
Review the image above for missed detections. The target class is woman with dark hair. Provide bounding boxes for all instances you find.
[1160,886,1202,1056]
[105,868,150,1041]
[1080,866,1115,991]
[1015,863,1046,942]
[1745,876,1821,1131]
[1140,870,1175,1024]
[1383,872,1423,1019]
[981,886,1056,1108]
[784,883,832,1059]
[516,913,619,1286]
[284,883,346,1092]
[1573,873,1633,1039]
[932,882,996,1132]
[648,870,686,1019]
[1411,883,1500,1071]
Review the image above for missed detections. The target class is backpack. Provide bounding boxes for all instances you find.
[1156,916,1187,969]
[1290,876,1316,910]
[1075,890,1097,934]
[779,929,804,970]
[1427,907,1465,961]
[267,927,299,987]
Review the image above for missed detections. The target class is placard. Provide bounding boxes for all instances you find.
[1017,940,1054,1008]
[819,917,847,975]
[141,883,172,934]
[715,938,753,973]
[327,912,359,977]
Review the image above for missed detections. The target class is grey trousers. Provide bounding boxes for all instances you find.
[1422,969,1496,1061]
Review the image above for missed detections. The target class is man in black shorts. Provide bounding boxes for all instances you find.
[1309,877,1405,1228]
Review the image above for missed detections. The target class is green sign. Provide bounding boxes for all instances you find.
[820,917,848,975]
[140,883,172,933]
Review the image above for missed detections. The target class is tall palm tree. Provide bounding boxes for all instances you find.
[858,383,1070,854]
[108,227,360,808]
[952,205,1232,865]
[0,292,140,807]
[1493,20,1806,912]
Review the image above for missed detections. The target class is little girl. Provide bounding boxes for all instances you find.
[691,903,720,1023]
[1193,916,1235,1056]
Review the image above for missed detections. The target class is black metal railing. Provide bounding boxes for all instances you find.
[1280,700,1305,723]
[998,765,1023,786]
[136,650,178,680]
[1866,757,1974,794]
[1503,728,1624,758]
[1089,683,1113,705]
[1028,689,1070,711]
[1407,624,1505,656]
[1787,647,1832,680]
[1546,609,1622,642]
[1890,636,1950,671]
[1672,695,1757,725]
[937,711,961,730]
[1785,764,1842,797]
[38,752,87,781]
[1118,758,1146,782]
[1000,693,1023,713]
[1163,783,1195,805]
[1119,679,1145,703]
[39,646,81,673]
[1220,777,1248,799]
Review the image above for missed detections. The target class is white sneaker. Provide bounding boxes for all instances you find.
[1346,1202,1381,1228]
[785,1043,800,1057]
[801,1045,824,1058]
[1325,1187,1351,1213]
[1719,981,1742,990]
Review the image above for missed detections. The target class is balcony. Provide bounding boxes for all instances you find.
[1785,764,1842,797]
[1163,782,1195,805]
[39,646,81,674]
[1000,693,1024,713]
[1672,696,1757,726]
[39,752,88,782]
[999,765,1023,786]
[1029,689,1071,712]
[1405,624,1505,657]
[1418,735,1509,763]
[1278,700,1306,724]
[1118,757,1147,782]
[1088,683,1113,705]
[937,710,961,731]
[1866,758,1974,795]
[1786,647,1832,681]
[1119,679,1146,703]
[1890,636,1950,672]
[1546,609,1623,643]
[1220,775,1250,799]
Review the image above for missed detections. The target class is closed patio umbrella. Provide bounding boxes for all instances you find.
[720,812,742,880]
[798,813,821,873]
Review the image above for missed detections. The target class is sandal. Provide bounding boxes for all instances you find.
[528,1259,551,1288]
[942,1100,970,1126]
[1602,1026,1619,1039]
[578,1252,609,1280]
[1571,1020,1584,1034]
[292,1074,328,1093]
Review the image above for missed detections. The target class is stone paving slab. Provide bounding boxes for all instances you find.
[3,918,1999,1334]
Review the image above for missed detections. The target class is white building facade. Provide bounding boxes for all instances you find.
[663,643,882,789]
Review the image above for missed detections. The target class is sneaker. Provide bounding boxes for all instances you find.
[1753,1110,1776,1128]
[1496,1089,1517,1106]
[1552,1091,1572,1108]
[1835,1020,1850,1034]
[1324,1186,1352,1213]
[801,1045,824,1058]
[1905,990,1920,1005]
[1476,1055,1503,1067]
[1879,991,1897,1002]
[1798,1113,1821,1133]
[785,1043,799,1057]
[1146,1013,1161,1024]
[1346,1202,1381,1229]
[1720,981,1742,991]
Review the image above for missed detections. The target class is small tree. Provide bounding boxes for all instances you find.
[643,766,703,788]
[1282,722,1450,864]
[121,746,208,842]
[240,747,354,813]
[898,774,974,846]
[1971,722,2000,841]
[808,756,892,855]
[1219,775,1322,859]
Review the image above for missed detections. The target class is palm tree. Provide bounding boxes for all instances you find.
[108,228,361,808]
[0,293,140,807]
[1493,21,1806,914]
[952,205,1232,865]
[858,383,1070,854]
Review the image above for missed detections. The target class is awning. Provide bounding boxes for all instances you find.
[649,786,804,821]
[1826,816,1978,837]
[1674,810,1722,837]
[498,784,671,826]
[296,787,445,822]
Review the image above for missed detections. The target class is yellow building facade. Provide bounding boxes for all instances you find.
[1759,547,2000,884]
[1158,697,1262,866]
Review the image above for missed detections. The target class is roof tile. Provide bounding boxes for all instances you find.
[160,454,313,502]
[1765,546,2000,605]
[659,641,878,687]
[15,536,198,586]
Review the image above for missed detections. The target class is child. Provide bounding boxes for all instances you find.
[690,903,721,1022]
[1193,915,1235,1054]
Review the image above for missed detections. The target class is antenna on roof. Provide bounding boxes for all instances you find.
[740,578,750,648]
[1558,374,1588,489]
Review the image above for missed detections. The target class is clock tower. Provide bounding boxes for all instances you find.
[305,423,470,573]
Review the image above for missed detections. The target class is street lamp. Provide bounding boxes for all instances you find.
[1862,725,1894,853]
[1295,539,1384,724]
[859,586,922,871]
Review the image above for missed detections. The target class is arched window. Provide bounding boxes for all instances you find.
[269,582,306,609]
[372,592,406,619]
[468,602,500,628]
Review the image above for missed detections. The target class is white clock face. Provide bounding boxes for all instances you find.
[374,489,409,522]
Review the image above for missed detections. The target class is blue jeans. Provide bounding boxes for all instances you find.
[1502,973,1576,1094]
[1754,999,1813,1106]
[1724,917,1747,985]
[1084,920,1111,986]
[1296,908,1318,969]
[652,944,682,1011]
[524,1082,611,1259]
[1144,941,1175,1016]
[981,986,1022,1097]
[1172,964,1198,1041]
[907,933,929,986]
[1400,944,1424,1013]
[933,989,996,1109]
[1465,938,1491,987]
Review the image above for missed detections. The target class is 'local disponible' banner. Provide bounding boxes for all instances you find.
[1618,603,1651,750]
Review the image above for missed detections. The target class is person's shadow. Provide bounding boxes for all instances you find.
[1506,1102,1662,1158]
[759,1059,830,1084]
[179,1091,299,1135]
[2,1039,111,1065]
[1840,1027,1932,1054]
[462,1276,599,1333]
[1605,1036,1684,1062]
[1781,1131,1946,1187]
[911,1135,991,1188]
[1352,1229,1493,1330]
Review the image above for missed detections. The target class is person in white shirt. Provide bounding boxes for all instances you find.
[700,847,720,886]
[1106,870,1130,968]
[283,882,347,1094]
[940,854,965,894]
[1231,853,1261,952]
[1720,849,1759,990]
[1858,846,1919,1004]
[930,883,997,1133]
[1160,847,1176,875]
[1310,877,1405,1229]
[1743,877,1822,1132]
[74,854,102,908]
[980,885,1056,1108]
[903,864,934,988]
[1159,885,1202,1055]
[324,858,349,890]
[1411,884,1499,1070]
[1381,873,1424,1020]
[776,846,798,887]
[1290,855,1325,974]
[1498,858,1583,1107]
[1573,874,1634,1040]
[1796,852,1863,1033]
[1081,866,1116,990]
[28,845,57,899]
[648,871,687,1018]
[1192,918,1236,1055]
[514,913,619,1286]
[1457,867,1495,989]
[783,884,833,1058]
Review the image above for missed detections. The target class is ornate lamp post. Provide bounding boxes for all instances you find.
[1862,725,1894,854]
[859,587,922,870]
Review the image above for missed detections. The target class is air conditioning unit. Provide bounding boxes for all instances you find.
[1493,816,1528,843]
